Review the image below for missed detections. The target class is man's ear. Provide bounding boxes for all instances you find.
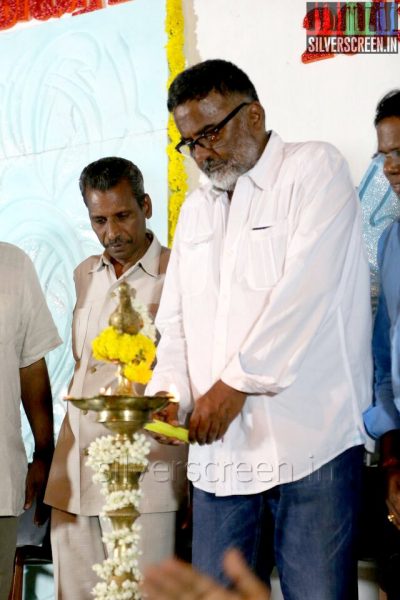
[142,194,153,219]
[247,101,265,132]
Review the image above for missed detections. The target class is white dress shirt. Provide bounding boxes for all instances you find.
[147,132,373,496]
[0,242,61,515]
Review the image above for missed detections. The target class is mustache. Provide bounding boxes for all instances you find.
[105,236,132,248]
[201,157,227,175]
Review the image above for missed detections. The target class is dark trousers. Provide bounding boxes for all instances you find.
[193,445,364,600]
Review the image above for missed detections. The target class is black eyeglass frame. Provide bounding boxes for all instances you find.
[175,102,251,155]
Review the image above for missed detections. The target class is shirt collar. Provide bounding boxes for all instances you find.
[88,230,161,278]
[245,130,284,191]
[202,130,284,201]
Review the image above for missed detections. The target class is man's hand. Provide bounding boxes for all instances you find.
[386,469,400,529]
[20,358,54,526]
[223,549,271,599]
[189,380,246,445]
[380,430,400,529]
[150,396,185,446]
[142,549,270,600]
[24,456,52,526]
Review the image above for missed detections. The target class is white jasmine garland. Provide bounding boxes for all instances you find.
[92,579,141,600]
[92,556,142,600]
[102,524,141,550]
[93,556,141,579]
[101,488,142,511]
[86,433,150,471]
[87,429,151,599]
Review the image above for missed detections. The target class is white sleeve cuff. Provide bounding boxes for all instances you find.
[221,353,292,396]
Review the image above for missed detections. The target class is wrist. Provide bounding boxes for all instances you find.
[33,446,54,463]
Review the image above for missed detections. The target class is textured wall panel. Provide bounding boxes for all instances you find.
[0,0,167,475]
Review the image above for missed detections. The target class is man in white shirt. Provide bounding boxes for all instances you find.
[45,157,187,600]
[147,59,372,599]
[0,243,61,599]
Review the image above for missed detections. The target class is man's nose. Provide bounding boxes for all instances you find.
[384,156,400,174]
[105,219,120,240]
[191,142,215,163]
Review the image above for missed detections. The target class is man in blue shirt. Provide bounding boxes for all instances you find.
[364,89,400,600]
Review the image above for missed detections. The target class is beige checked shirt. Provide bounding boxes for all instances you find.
[45,233,187,516]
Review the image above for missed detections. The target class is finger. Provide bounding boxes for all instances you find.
[143,560,214,599]
[386,500,400,529]
[188,411,200,443]
[153,405,180,426]
[34,501,50,527]
[223,548,270,598]
[214,419,229,442]
[150,433,184,446]
[195,415,211,445]
[152,410,168,422]
[24,479,34,510]
[387,513,400,530]
[205,419,221,445]
[386,497,400,521]
[388,492,400,516]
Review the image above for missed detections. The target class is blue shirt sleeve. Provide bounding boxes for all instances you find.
[364,224,400,439]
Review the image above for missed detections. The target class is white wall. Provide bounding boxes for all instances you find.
[191,0,399,186]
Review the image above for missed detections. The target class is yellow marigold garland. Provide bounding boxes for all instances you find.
[166,0,187,246]
[92,327,156,385]
[123,362,153,385]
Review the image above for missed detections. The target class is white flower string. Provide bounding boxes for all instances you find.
[102,489,142,512]
[87,433,151,470]
[87,433,151,599]
[92,579,141,600]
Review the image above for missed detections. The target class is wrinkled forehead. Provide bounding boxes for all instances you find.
[377,116,400,151]
[85,181,139,215]
[173,90,243,138]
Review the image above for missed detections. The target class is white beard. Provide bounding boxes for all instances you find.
[207,164,247,192]
[201,127,261,192]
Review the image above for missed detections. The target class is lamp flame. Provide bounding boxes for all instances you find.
[100,386,113,396]
[168,384,180,403]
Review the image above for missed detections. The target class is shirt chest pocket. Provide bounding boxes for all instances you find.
[71,306,92,361]
[237,221,288,290]
[179,234,212,296]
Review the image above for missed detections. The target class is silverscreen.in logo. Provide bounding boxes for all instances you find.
[304,2,399,58]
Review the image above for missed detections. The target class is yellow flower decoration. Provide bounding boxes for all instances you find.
[123,362,153,385]
[92,327,156,375]
[166,0,187,246]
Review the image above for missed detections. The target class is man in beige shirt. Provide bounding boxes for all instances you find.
[0,243,61,599]
[45,157,187,600]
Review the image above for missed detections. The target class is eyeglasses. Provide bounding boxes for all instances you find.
[372,148,400,166]
[175,102,250,156]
